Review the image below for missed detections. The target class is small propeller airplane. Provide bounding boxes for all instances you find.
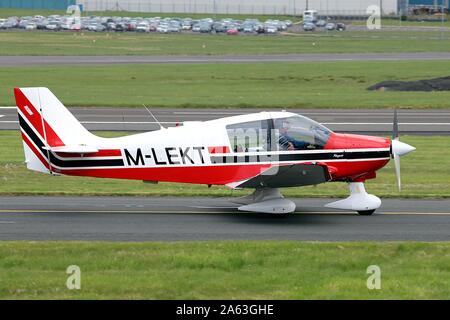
[15,87,415,215]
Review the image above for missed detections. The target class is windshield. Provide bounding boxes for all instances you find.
[273,115,332,151]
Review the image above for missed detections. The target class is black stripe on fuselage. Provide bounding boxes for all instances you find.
[210,150,390,164]
[19,114,124,168]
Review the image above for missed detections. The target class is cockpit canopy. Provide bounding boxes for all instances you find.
[226,115,332,152]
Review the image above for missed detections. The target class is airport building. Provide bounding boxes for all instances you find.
[0,0,75,10]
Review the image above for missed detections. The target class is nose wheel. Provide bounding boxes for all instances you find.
[357,209,376,216]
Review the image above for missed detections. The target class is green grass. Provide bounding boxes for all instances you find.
[1,61,450,109]
[0,241,449,299]
[0,30,449,56]
[0,130,449,198]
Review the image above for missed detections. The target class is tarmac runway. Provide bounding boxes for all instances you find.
[0,196,449,241]
[1,107,450,135]
[1,52,450,66]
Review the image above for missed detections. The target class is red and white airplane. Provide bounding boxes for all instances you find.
[15,87,415,215]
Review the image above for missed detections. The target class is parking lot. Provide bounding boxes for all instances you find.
[0,14,353,35]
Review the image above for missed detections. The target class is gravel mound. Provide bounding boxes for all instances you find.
[368,76,450,91]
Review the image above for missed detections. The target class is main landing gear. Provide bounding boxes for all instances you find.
[233,188,296,215]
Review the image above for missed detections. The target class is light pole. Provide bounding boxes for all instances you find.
[441,2,445,40]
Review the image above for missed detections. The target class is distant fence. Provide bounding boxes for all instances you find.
[75,0,399,16]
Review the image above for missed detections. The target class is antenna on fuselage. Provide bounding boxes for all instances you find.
[142,104,165,130]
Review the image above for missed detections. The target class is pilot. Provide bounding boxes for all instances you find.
[278,120,310,151]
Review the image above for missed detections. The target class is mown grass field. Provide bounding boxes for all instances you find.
[0,30,449,56]
[0,130,448,198]
[0,241,449,299]
[1,61,450,108]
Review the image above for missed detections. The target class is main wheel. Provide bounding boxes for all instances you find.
[357,210,375,216]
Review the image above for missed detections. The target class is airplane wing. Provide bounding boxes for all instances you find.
[229,163,333,189]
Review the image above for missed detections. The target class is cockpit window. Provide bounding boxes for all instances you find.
[273,116,332,151]
[226,120,270,152]
[226,115,332,153]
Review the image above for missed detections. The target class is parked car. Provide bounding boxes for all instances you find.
[46,21,60,31]
[199,23,212,33]
[242,23,254,33]
[316,19,327,27]
[19,18,31,29]
[303,22,316,31]
[70,23,81,31]
[36,19,47,30]
[192,23,201,32]
[181,20,192,30]
[94,23,106,31]
[254,24,264,34]
[156,23,169,33]
[25,22,37,30]
[60,19,73,30]
[213,22,225,33]
[265,24,278,34]
[136,22,150,32]
[114,23,126,32]
[336,23,346,31]
[226,28,238,35]
[325,23,336,31]
[169,21,181,32]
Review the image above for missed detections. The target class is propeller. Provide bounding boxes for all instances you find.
[390,109,415,191]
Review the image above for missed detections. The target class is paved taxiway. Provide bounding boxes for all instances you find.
[1,52,450,66]
[1,107,450,135]
[0,196,449,241]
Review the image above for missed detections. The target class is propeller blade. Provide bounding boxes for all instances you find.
[390,109,415,192]
[394,152,401,191]
[392,109,398,140]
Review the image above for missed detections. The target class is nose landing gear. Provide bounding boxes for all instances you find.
[324,182,381,215]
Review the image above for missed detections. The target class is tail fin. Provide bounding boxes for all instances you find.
[14,87,98,174]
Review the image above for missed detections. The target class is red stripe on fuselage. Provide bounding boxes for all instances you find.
[14,88,64,147]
